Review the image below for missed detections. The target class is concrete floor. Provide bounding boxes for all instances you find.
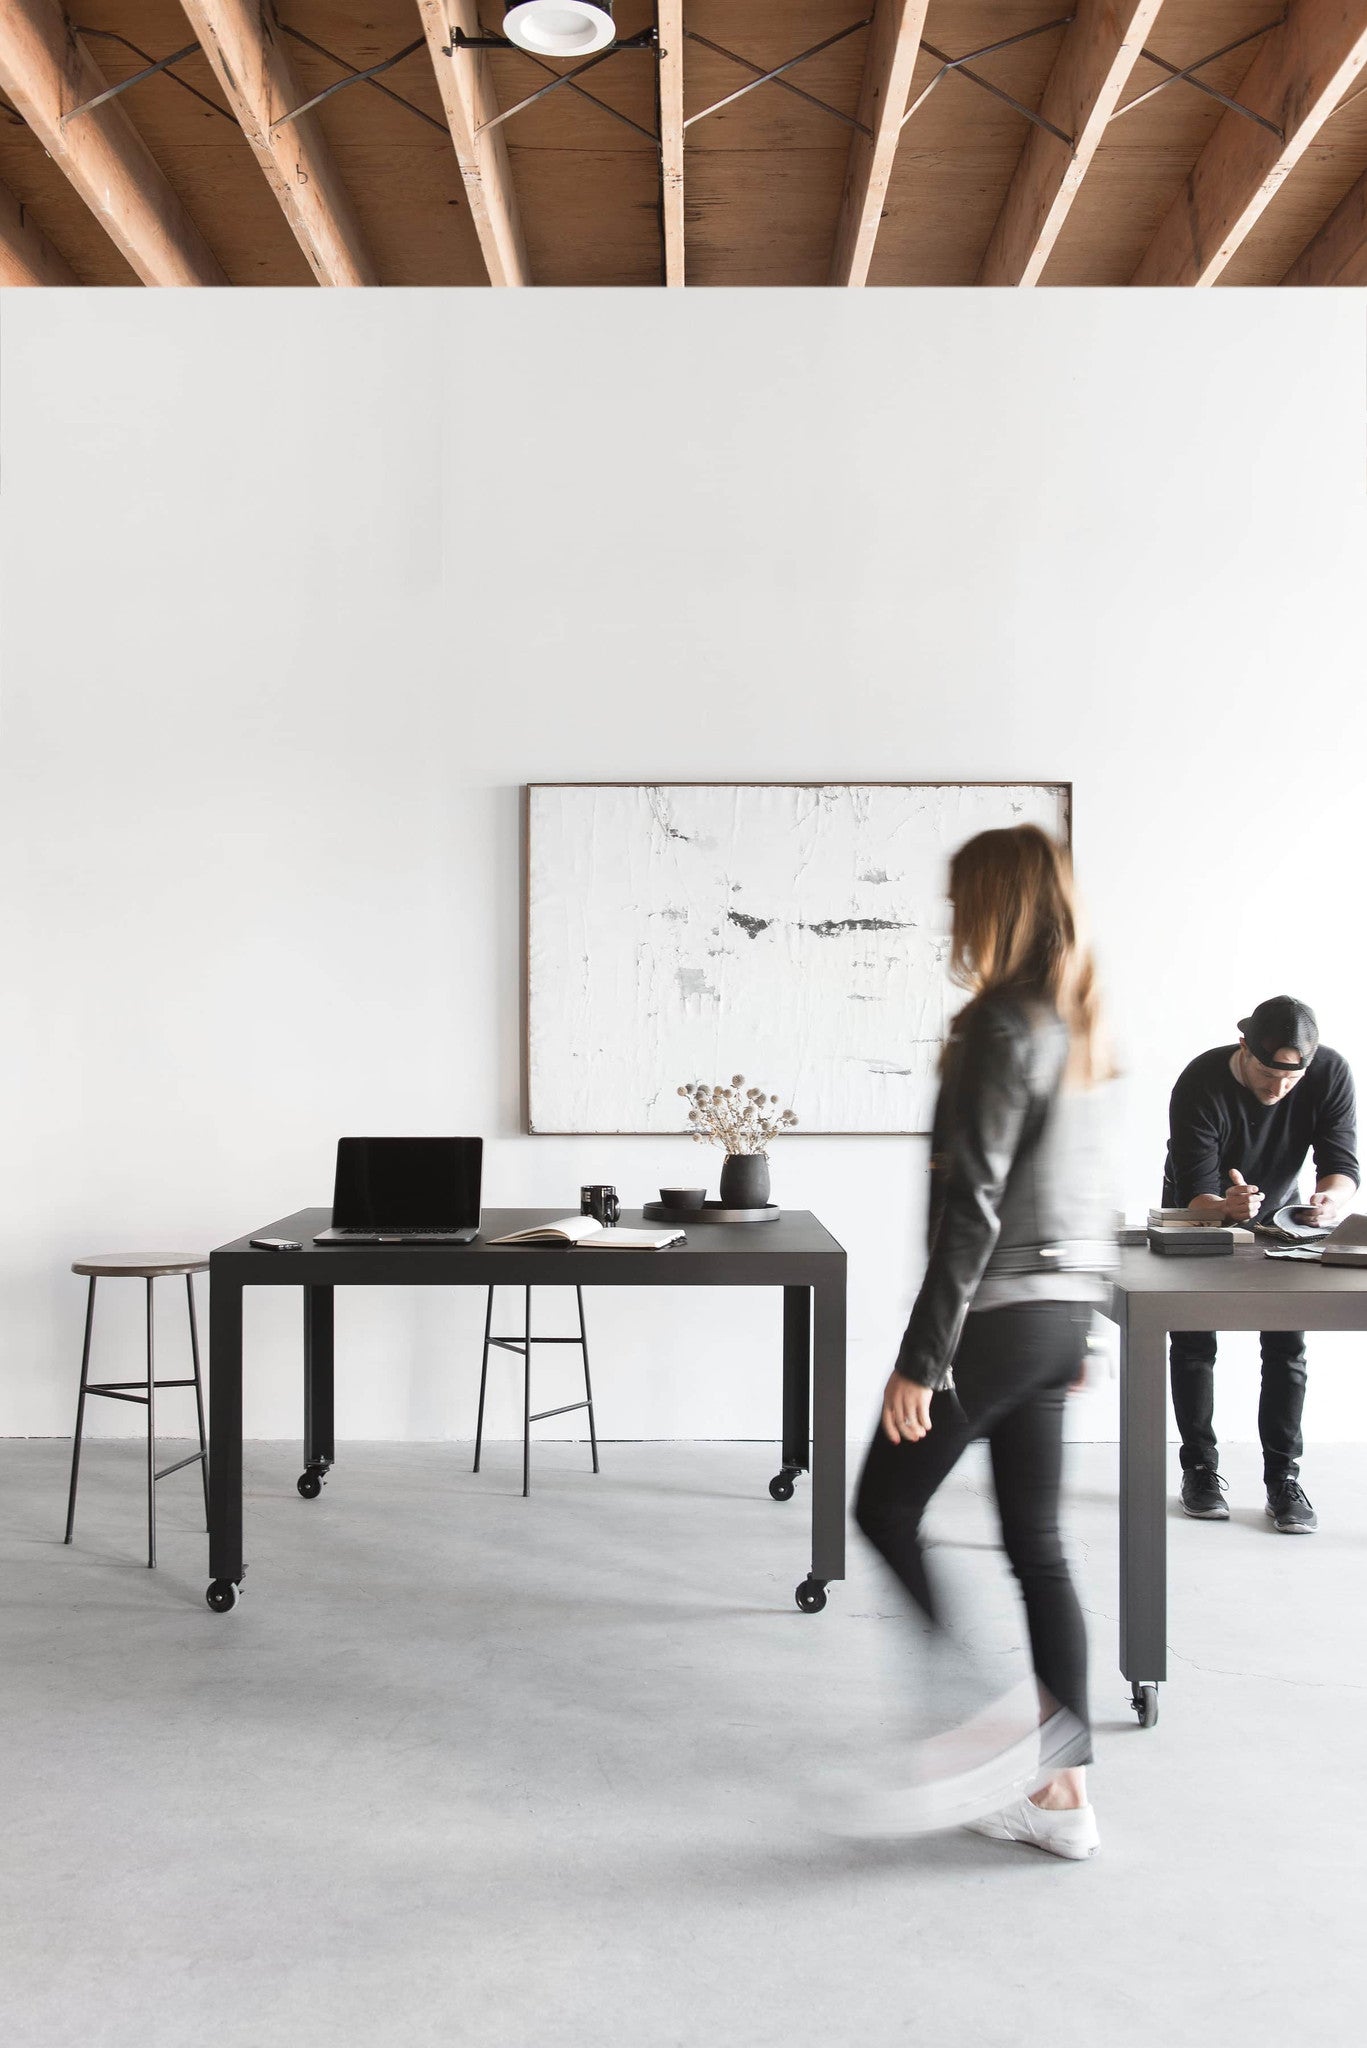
[1,1435,1362,2048]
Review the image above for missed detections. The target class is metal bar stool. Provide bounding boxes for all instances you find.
[64,1254,210,1568]
[474,1285,599,1497]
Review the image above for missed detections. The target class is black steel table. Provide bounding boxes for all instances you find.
[1105,1244,1367,1728]
[206,1207,847,1617]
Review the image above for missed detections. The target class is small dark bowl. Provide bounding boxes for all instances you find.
[659,1187,706,1211]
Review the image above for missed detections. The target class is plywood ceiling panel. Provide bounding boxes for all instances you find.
[491,0,661,286]
[1220,74,1367,282]
[682,0,867,286]
[1040,0,1292,284]
[870,2,1068,286]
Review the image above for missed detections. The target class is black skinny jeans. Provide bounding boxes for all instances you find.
[855,1300,1092,1761]
[1169,1328,1307,1484]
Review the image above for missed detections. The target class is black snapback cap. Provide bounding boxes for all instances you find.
[1238,996,1319,1071]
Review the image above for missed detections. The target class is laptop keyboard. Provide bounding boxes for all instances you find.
[340,1226,467,1236]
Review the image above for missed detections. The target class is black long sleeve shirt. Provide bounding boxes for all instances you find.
[1162,1044,1359,1214]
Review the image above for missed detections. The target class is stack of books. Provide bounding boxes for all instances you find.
[1144,1207,1254,1257]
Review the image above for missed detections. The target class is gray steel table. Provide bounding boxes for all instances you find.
[206,1207,847,1617]
[1105,1244,1367,1727]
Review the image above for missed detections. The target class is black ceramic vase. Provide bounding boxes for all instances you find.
[719,1151,770,1208]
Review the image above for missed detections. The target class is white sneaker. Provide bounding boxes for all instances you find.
[966,1796,1100,1861]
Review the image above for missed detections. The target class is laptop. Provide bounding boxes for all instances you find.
[313,1137,483,1245]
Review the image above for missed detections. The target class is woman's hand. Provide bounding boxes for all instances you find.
[881,1371,934,1445]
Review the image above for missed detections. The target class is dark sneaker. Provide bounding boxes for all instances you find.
[1266,1479,1317,1534]
[1180,1467,1229,1519]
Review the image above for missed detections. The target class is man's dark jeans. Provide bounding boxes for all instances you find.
[1169,1329,1307,1485]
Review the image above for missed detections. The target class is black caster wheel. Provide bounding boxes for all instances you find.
[795,1575,828,1614]
[296,1467,326,1500]
[205,1579,239,1614]
[1131,1682,1159,1728]
[769,1470,796,1503]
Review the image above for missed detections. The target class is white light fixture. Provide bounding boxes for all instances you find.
[503,2,616,58]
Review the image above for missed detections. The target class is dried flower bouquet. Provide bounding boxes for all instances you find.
[677,1076,798,1156]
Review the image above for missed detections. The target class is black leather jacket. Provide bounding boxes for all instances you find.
[894,989,1114,1389]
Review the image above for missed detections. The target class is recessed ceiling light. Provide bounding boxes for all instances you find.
[503,2,616,58]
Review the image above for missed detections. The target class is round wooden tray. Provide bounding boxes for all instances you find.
[643,1200,781,1226]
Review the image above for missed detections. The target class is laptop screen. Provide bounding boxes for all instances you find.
[331,1138,483,1230]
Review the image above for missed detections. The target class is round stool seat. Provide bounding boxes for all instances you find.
[72,1254,209,1279]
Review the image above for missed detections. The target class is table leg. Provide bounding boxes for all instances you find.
[207,1272,244,1614]
[769,1286,811,1502]
[299,1286,335,1500]
[1119,1303,1167,1725]
[796,1280,846,1613]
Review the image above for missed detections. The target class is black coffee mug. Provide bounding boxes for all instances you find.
[580,1184,620,1227]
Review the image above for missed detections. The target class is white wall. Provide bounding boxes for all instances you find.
[2,290,1365,1449]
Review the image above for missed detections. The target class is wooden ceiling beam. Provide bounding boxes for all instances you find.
[0,179,78,284]
[0,0,225,285]
[979,1,1167,287]
[1132,0,1367,286]
[414,0,530,286]
[178,1,378,287]
[1282,161,1367,282]
[830,0,931,287]
[658,0,684,286]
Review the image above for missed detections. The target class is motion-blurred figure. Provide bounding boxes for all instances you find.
[853,825,1114,1861]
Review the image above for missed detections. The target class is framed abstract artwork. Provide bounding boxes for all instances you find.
[524,782,1071,1135]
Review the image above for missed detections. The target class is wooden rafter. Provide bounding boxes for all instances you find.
[830,0,930,287]
[0,0,225,284]
[1283,161,1367,282]
[0,179,78,284]
[1132,0,1367,286]
[178,1,378,287]
[414,0,530,286]
[979,0,1167,287]
[658,0,685,286]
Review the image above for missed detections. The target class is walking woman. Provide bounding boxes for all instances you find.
[854,825,1114,1860]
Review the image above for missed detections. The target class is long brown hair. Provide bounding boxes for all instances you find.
[947,825,1110,1088]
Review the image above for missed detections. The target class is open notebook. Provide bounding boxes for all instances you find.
[488,1216,685,1250]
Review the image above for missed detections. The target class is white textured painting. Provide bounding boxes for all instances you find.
[526,783,1070,1135]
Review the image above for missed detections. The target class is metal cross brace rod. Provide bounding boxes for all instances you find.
[64,29,232,125]
[499,47,658,143]
[280,26,448,134]
[683,19,872,134]
[1113,16,1288,138]
[903,17,1077,143]
[270,36,427,132]
[449,25,659,140]
[64,24,450,140]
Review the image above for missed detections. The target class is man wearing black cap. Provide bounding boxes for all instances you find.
[1163,997,1358,1534]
